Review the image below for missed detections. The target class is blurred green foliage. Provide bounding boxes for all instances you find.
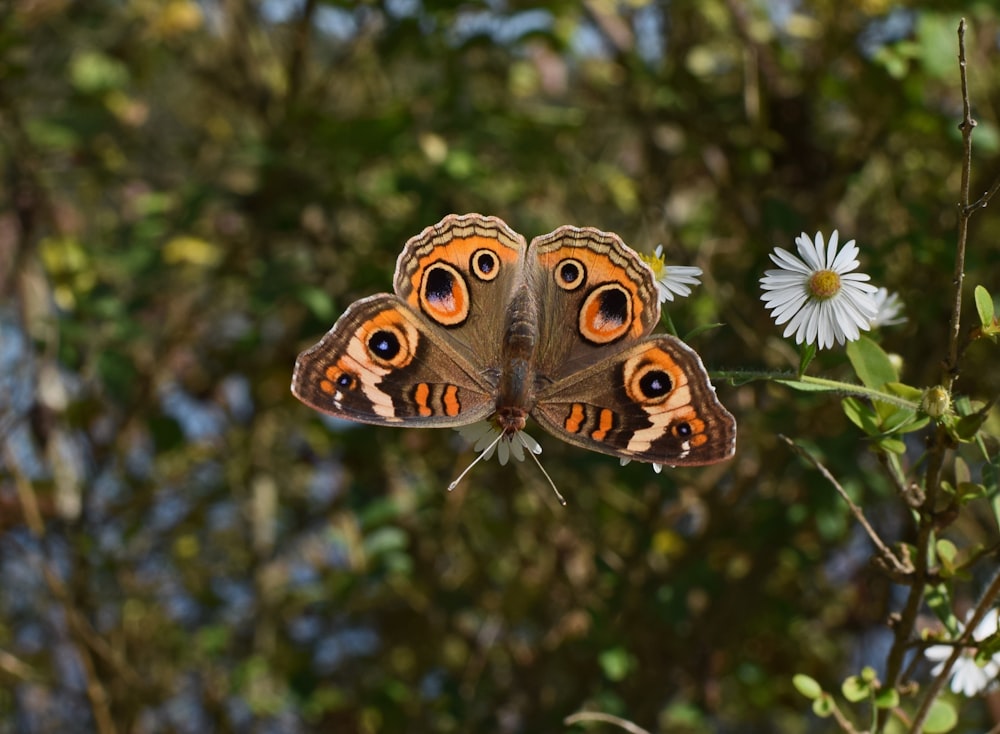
[1,1,999,733]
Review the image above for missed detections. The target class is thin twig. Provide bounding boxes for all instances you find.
[564,712,652,734]
[943,18,974,389]
[779,436,909,575]
[965,173,1000,213]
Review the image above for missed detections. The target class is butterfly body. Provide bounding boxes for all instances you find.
[293,214,736,467]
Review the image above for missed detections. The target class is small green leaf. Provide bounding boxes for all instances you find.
[683,322,725,341]
[926,584,958,632]
[957,482,986,502]
[954,411,988,440]
[875,437,907,455]
[975,285,995,326]
[798,343,817,376]
[895,416,931,435]
[841,675,869,702]
[846,335,898,390]
[793,674,823,700]
[843,397,880,433]
[860,666,877,683]
[299,287,336,321]
[923,699,958,733]
[879,407,917,433]
[936,539,958,577]
[812,693,835,718]
[873,687,899,709]
[935,539,957,565]
[598,647,634,682]
[884,382,924,402]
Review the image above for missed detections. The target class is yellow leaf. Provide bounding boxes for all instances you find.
[163,236,223,267]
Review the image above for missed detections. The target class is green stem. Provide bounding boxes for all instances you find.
[712,371,920,411]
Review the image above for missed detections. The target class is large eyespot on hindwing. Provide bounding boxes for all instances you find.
[419,262,470,326]
[554,257,586,291]
[578,283,632,344]
[622,347,685,406]
[470,248,501,281]
[359,308,419,370]
[621,347,710,451]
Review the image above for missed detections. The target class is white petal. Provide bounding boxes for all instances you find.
[520,432,543,455]
[508,435,525,462]
[497,439,510,466]
[924,644,952,662]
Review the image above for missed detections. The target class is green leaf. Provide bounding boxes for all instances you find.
[954,411,988,440]
[923,699,958,733]
[811,693,835,718]
[975,285,995,327]
[841,675,869,702]
[875,437,907,455]
[299,287,336,321]
[70,50,129,93]
[793,674,823,700]
[879,407,917,433]
[936,539,958,577]
[598,647,634,682]
[926,584,958,632]
[935,538,957,565]
[798,343,817,376]
[957,482,986,503]
[873,687,899,709]
[884,382,924,402]
[846,335,898,390]
[362,526,408,556]
[842,397,880,434]
[683,322,725,341]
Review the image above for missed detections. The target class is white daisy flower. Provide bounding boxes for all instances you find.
[619,457,664,473]
[759,230,878,350]
[869,287,907,328]
[454,420,541,466]
[924,607,1000,697]
[641,245,703,303]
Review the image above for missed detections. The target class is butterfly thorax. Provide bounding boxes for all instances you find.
[494,286,539,434]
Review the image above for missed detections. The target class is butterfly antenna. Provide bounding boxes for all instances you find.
[518,434,566,506]
[448,429,505,492]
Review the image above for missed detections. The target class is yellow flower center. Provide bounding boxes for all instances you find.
[808,270,841,299]
[640,252,667,278]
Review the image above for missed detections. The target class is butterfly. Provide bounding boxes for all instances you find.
[292,213,736,490]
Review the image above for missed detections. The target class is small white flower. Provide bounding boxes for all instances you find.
[454,420,541,466]
[642,245,703,303]
[869,287,907,328]
[759,230,879,350]
[619,457,664,473]
[924,608,1000,697]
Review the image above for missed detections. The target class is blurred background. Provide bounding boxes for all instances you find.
[2,1,1000,732]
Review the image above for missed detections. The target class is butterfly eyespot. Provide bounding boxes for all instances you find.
[555,258,586,291]
[368,330,401,361]
[638,369,672,398]
[420,262,470,326]
[578,283,631,344]
[470,249,501,281]
[674,422,693,438]
[359,312,417,369]
[622,349,683,406]
[336,373,355,389]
